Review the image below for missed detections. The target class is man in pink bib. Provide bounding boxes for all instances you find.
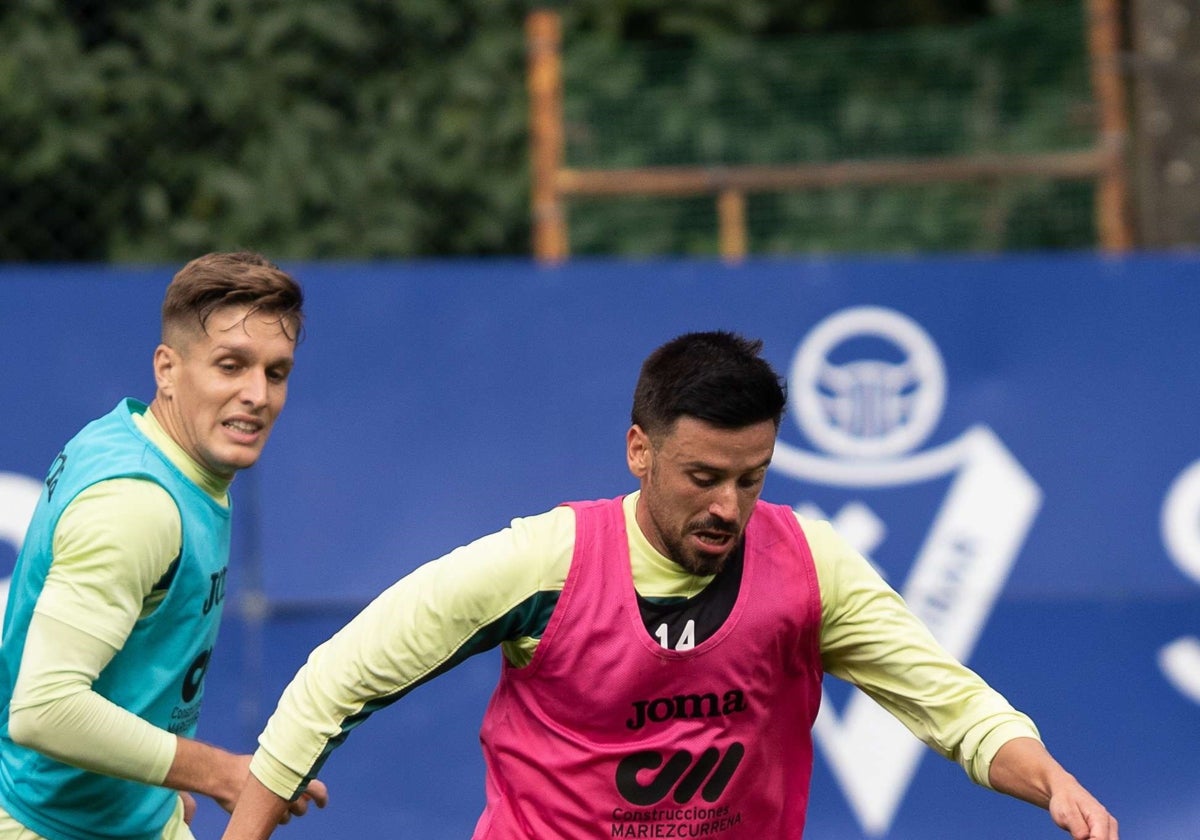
[224,331,1117,840]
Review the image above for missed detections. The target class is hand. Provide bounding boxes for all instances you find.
[222,774,321,839]
[988,739,1117,840]
[180,791,198,825]
[164,741,253,814]
[277,779,329,824]
[217,754,255,813]
[1048,781,1118,840]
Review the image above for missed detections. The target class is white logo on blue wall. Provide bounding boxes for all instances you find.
[789,306,946,461]
[1159,459,1200,705]
[0,472,43,633]
[772,306,1042,838]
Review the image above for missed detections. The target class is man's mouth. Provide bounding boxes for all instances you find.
[690,525,737,553]
[223,418,263,436]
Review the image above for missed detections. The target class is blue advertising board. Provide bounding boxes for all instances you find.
[0,253,1197,838]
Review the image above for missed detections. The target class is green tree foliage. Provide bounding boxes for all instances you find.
[0,0,1092,261]
[1,0,534,260]
[559,3,1096,255]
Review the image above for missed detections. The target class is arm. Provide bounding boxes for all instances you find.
[8,610,236,795]
[12,480,328,818]
[164,738,252,812]
[807,516,1038,783]
[222,508,573,839]
[166,740,327,818]
[9,623,320,815]
[988,738,1118,840]
[807,516,1117,834]
[8,480,185,784]
[223,775,291,839]
[9,477,252,805]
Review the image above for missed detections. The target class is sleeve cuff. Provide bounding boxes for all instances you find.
[249,747,308,801]
[970,720,1042,789]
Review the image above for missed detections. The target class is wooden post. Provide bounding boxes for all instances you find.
[1086,0,1136,252]
[526,10,568,263]
[717,189,747,263]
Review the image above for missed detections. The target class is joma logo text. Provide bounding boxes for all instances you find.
[201,567,226,616]
[626,690,747,730]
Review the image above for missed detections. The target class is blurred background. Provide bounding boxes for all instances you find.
[2,0,1196,262]
[2,1,1199,838]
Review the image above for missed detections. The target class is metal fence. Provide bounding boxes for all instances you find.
[530,2,1134,260]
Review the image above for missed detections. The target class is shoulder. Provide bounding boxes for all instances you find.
[507,504,577,542]
[53,478,181,581]
[59,478,179,541]
[789,512,885,603]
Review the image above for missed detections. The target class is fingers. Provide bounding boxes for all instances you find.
[1051,796,1118,840]
[275,780,329,825]
[180,791,198,825]
[1081,809,1119,840]
[303,778,329,809]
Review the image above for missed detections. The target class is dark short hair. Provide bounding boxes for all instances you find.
[631,331,787,440]
[162,251,305,344]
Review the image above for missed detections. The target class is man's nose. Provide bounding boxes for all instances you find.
[240,368,268,404]
[707,483,740,524]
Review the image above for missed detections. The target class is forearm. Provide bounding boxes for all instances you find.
[13,615,259,811]
[987,737,1073,808]
[819,590,1039,785]
[989,737,1118,838]
[255,528,553,794]
[164,738,250,812]
[10,479,189,782]
[222,775,290,840]
[8,612,176,784]
[808,516,1039,784]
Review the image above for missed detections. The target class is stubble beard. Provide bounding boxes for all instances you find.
[657,522,738,577]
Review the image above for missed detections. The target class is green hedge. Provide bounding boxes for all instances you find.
[0,0,1090,261]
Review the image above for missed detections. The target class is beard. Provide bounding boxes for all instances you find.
[658,515,741,576]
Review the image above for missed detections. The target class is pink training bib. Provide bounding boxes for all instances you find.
[475,496,823,839]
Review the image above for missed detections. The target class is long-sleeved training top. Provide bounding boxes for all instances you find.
[251,492,1038,800]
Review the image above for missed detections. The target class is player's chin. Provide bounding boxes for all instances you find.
[214,443,269,474]
[684,548,730,576]
[685,536,736,574]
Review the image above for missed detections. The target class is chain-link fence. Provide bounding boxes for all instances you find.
[1,2,1113,262]
[554,4,1106,256]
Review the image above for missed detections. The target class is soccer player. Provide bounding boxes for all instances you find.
[224,331,1115,839]
[0,252,327,839]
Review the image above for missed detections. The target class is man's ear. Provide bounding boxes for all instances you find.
[153,344,178,395]
[627,424,651,479]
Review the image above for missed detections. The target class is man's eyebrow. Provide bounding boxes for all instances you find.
[208,343,293,365]
[681,456,773,472]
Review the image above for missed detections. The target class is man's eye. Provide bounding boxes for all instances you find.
[692,474,717,487]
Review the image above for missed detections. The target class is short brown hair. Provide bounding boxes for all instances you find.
[162,251,304,344]
[631,331,786,440]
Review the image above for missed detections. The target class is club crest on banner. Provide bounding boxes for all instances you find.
[770,306,1042,837]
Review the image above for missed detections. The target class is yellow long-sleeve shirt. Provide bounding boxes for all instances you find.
[1,409,229,840]
[251,492,1038,801]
